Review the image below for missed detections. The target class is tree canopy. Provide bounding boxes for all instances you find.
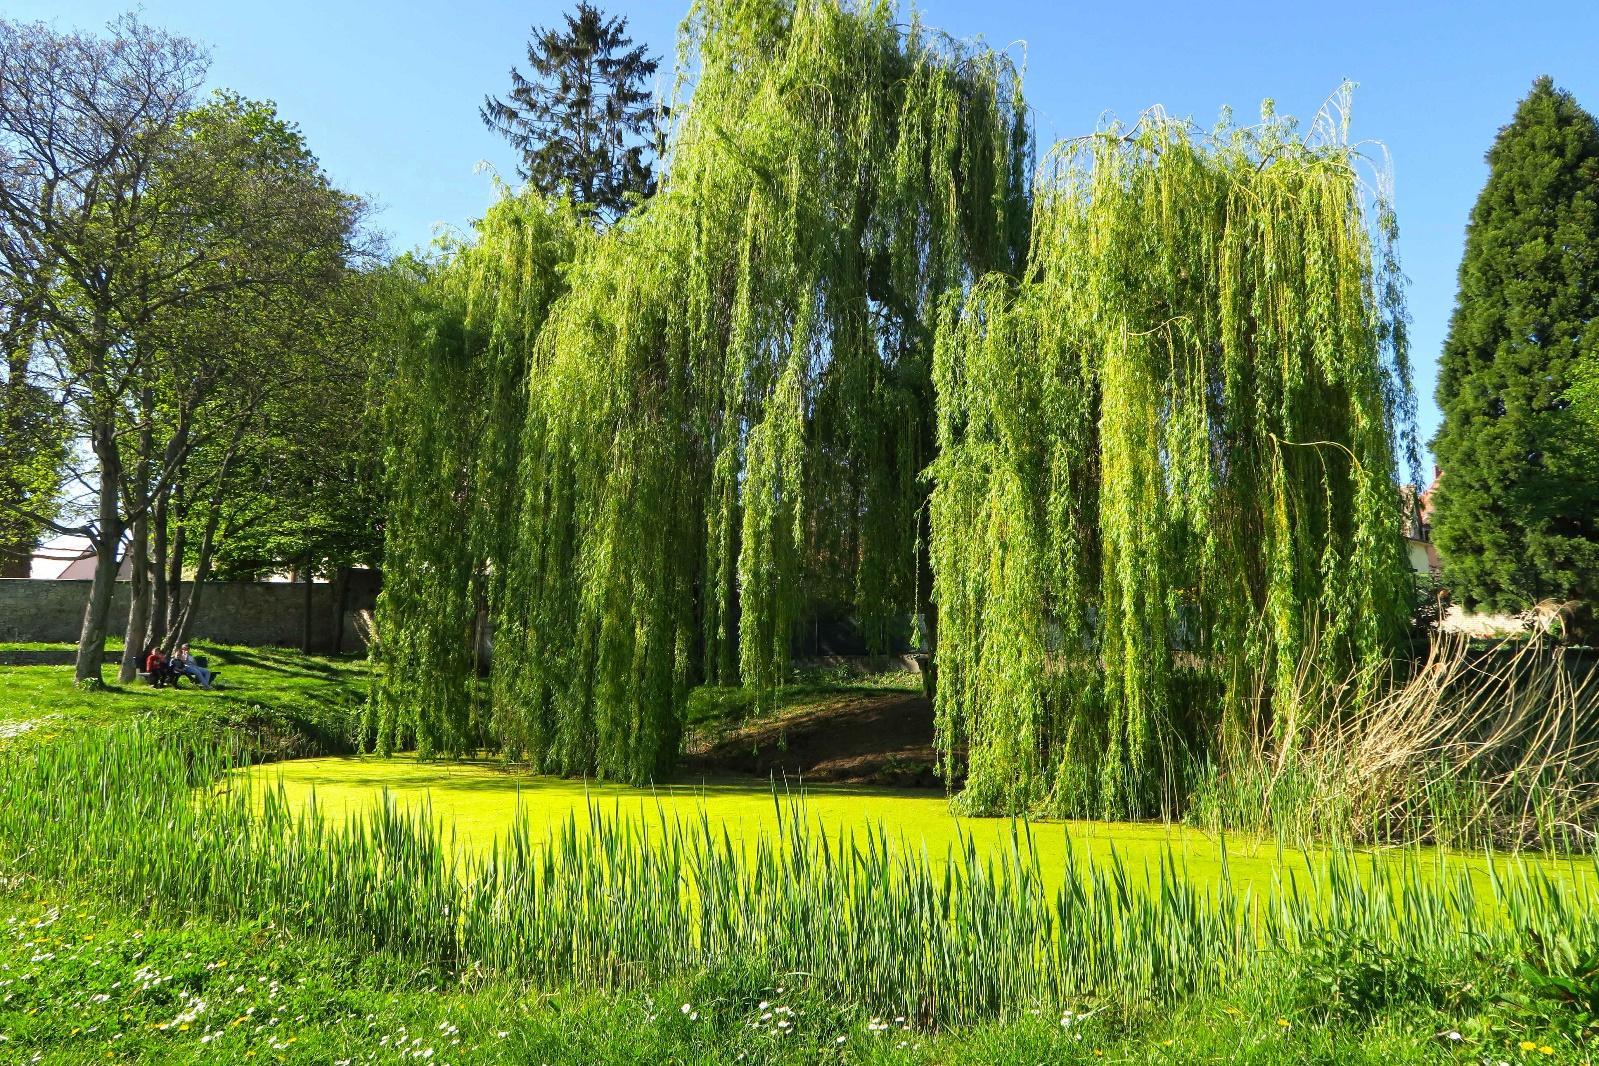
[373,2,1418,817]
[373,0,1030,775]
[930,99,1415,817]
[1432,76,1599,611]
[0,14,366,680]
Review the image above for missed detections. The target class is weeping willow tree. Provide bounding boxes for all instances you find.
[373,0,1030,779]
[930,97,1417,819]
[368,195,590,756]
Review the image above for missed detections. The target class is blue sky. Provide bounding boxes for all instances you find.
[19,0,1599,461]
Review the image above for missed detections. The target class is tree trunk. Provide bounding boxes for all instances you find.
[150,487,169,647]
[333,565,351,654]
[118,514,150,682]
[1,324,41,578]
[301,555,315,653]
[118,389,155,682]
[75,421,124,684]
[148,413,189,648]
[168,501,220,651]
[164,498,187,643]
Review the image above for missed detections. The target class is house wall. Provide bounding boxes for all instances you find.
[0,575,377,651]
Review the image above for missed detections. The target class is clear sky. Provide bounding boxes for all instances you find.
[17,0,1599,461]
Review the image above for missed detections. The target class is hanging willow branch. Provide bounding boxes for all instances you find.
[367,195,590,758]
[929,93,1416,819]
[373,0,1031,782]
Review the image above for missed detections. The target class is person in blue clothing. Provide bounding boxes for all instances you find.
[172,643,219,690]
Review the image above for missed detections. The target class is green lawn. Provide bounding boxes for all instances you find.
[0,637,124,652]
[0,643,368,756]
[0,882,1582,1064]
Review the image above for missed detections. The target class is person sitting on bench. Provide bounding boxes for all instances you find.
[143,646,176,687]
[172,643,218,690]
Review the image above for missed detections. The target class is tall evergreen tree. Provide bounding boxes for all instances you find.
[1432,76,1599,612]
[480,3,660,222]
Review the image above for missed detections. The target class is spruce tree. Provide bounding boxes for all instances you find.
[1432,76,1599,612]
[480,3,660,222]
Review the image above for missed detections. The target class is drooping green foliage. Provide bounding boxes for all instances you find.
[1432,77,1599,612]
[929,98,1416,819]
[375,0,1029,780]
[368,195,590,757]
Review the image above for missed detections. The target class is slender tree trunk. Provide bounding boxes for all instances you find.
[150,487,169,646]
[118,515,150,681]
[1,328,41,578]
[118,390,155,682]
[75,420,124,684]
[333,565,351,654]
[169,502,220,651]
[147,411,189,649]
[164,493,187,643]
[302,554,315,653]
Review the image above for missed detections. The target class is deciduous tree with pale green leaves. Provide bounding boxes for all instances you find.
[372,0,1030,775]
[1432,77,1599,612]
[930,99,1416,818]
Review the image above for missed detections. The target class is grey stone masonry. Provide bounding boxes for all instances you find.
[0,575,376,650]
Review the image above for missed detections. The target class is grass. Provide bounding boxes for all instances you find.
[6,729,1599,1025]
[1187,634,1599,853]
[0,643,368,758]
[2,729,1597,1063]
[683,667,921,733]
[0,638,124,652]
[8,884,1585,1064]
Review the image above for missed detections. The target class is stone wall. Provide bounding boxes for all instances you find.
[0,575,378,651]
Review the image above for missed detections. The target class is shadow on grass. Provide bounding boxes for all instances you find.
[210,646,359,680]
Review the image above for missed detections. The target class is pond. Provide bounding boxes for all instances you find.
[248,755,1598,901]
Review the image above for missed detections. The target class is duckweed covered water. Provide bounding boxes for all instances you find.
[249,755,1594,898]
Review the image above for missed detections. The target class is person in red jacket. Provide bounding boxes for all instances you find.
[144,646,171,687]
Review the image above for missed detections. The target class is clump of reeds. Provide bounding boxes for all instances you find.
[1193,633,1599,851]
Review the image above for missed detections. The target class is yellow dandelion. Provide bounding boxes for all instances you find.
[1276,1018,1290,1028]
[1539,1048,1554,1057]
[1521,1041,1539,1051]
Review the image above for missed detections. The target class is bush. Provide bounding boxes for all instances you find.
[1290,931,1440,1022]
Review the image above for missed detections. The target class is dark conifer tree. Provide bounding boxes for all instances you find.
[1432,76,1599,611]
[481,3,661,222]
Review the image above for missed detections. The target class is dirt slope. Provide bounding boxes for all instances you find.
[680,690,959,787]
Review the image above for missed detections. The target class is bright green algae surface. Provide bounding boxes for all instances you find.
[247,755,1597,900]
